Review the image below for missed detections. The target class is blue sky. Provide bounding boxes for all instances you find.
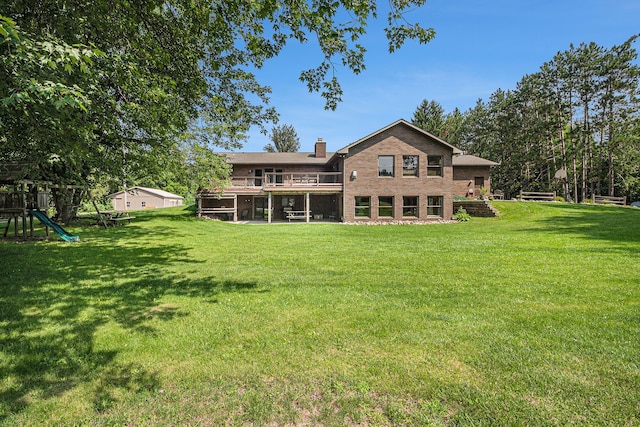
[242,0,640,152]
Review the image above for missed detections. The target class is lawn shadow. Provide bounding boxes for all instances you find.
[520,204,640,250]
[0,234,262,421]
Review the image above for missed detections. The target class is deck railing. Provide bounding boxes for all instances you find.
[229,172,343,189]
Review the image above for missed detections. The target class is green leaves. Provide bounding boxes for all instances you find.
[385,23,435,53]
[411,99,445,135]
[456,35,640,202]
[2,0,436,217]
[0,14,102,115]
[0,15,19,42]
[264,123,301,152]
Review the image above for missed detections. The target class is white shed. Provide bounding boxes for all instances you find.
[108,187,184,210]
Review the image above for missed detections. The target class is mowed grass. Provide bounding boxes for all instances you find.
[1,202,639,425]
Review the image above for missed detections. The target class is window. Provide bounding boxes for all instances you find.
[254,169,263,186]
[355,196,370,218]
[378,196,394,217]
[427,155,443,177]
[427,196,443,217]
[126,201,131,208]
[378,155,394,177]
[474,177,484,187]
[403,155,419,176]
[403,196,418,217]
[263,168,283,184]
[141,201,146,208]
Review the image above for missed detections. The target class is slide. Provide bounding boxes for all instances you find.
[29,210,80,242]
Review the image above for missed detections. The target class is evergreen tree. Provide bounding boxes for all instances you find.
[411,99,445,136]
[442,108,465,148]
[458,35,640,202]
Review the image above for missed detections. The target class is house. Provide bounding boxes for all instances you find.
[108,186,184,211]
[197,119,498,222]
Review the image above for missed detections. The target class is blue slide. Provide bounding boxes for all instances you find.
[29,210,80,242]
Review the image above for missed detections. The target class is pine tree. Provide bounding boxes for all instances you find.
[411,99,445,136]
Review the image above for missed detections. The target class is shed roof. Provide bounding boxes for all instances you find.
[107,186,183,199]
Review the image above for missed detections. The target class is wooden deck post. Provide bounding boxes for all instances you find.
[268,192,272,224]
[305,192,310,223]
[233,194,238,222]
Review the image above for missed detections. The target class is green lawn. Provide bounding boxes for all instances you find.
[1,202,639,425]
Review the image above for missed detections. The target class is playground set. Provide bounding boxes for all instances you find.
[0,162,79,242]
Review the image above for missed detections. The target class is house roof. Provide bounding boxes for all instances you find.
[220,120,499,167]
[336,119,463,155]
[107,186,184,199]
[452,155,500,167]
[223,152,335,165]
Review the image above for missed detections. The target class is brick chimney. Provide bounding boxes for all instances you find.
[314,138,326,158]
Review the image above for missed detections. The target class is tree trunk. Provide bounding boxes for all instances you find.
[581,151,587,202]
[588,143,595,198]
[608,151,615,196]
[52,187,83,225]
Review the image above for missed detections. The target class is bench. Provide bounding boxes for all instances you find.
[520,191,556,201]
[285,211,309,221]
[109,216,135,225]
[594,195,626,205]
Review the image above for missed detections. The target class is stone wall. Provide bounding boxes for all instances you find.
[453,200,499,217]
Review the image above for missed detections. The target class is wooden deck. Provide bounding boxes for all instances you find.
[229,172,343,193]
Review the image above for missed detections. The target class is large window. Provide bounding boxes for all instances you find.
[403,196,418,217]
[378,196,394,217]
[427,155,443,177]
[427,196,443,217]
[378,155,394,177]
[403,155,419,176]
[355,196,370,217]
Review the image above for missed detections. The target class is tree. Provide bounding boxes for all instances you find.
[441,108,465,147]
[264,124,301,152]
[1,1,434,222]
[458,35,640,202]
[411,99,445,136]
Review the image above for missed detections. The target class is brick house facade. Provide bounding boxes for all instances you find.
[197,119,498,222]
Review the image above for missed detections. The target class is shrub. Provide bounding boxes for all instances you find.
[453,207,471,222]
[79,198,112,213]
[582,198,594,204]
[555,196,566,202]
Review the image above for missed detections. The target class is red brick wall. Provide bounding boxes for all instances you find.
[342,125,455,222]
[453,166,492,198]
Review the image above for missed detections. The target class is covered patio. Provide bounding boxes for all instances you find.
[197,190,342,223]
